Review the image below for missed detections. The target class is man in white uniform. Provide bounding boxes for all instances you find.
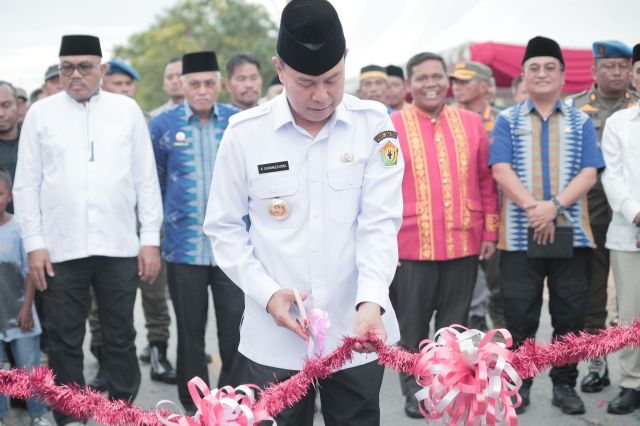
[600,43,640,416]
[13,34,162,426]
[203,0,403,424]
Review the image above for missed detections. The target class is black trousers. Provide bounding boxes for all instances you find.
[166,263,247,409]
[89,262,171,349]
[483,251,505,328]
[585,224,609,331]
[395,256,479,396]
[248,360,384,426]
[43,256,140,426]
[500,249,590,386]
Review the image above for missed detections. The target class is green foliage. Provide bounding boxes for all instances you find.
[114,0,278,111]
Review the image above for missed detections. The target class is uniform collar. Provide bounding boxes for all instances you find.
[272,91,350,133]
[590,84,636,102]
[523,98,564,116]
[184,101,218,124]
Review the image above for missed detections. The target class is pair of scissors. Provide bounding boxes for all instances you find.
[292,288,319,347]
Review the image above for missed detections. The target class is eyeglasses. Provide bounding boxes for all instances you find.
[59,62,98,77]
[526,63,562,76]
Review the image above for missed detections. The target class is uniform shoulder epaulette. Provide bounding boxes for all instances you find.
[625,90,640,101]
[228,102,272,125]
[565,88,591,105]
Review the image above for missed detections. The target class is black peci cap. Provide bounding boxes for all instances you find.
[59,35,102,57]
[386,65,404,80]
[182,51,219,75]
[633,44,640,65]
[276,0,346,76]
[522,36,564,66]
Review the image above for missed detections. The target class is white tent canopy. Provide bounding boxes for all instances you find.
[332,0,639,80]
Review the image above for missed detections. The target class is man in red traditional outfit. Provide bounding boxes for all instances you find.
[391,52,499,418]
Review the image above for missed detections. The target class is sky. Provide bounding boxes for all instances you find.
[2,0,639,95]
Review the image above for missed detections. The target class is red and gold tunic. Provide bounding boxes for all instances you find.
[392,104,499,261]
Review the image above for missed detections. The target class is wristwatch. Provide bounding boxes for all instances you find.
[551,197,565,215]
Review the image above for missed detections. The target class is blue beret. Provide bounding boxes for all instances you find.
[106,60,140,80]
[592,40,632,59]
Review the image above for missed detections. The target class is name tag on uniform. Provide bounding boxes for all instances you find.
[258,161,289,174]
[174,131,189,146]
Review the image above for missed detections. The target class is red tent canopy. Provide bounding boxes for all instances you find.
[469,42,595,94]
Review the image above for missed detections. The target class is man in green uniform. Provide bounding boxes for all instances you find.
[567,40,638,394]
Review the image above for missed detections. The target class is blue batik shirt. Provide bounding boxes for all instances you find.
[150,101,239,265]
[489,99,605,251]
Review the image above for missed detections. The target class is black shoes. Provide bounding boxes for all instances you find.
[607,387,640,415]
[149,341,177,384]
[404,395,423,419]
[552,383,585,415]
[142,344,212,364]
[581,357,610,393]
[515,380,532,414]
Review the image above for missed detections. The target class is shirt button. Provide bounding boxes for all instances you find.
[312,211,320,218]
[313,280,321,288]
[444,202,451,208]
[443,179,448,184]
[435,137,441,142]
[311,175,319,183]
[439,157,445,163]
[311,246,320,253]
[270,186,278,194]
[347,177,354,185]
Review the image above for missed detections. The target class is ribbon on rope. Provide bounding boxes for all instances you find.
[156,377,273,426]
[412,326,520,426]
[1,321,640,425]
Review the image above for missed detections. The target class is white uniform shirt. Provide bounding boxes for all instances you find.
[602,105,640,252]
[13,90,162,262]
[203,93,403,370]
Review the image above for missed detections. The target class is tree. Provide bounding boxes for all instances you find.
[114,0,278,111]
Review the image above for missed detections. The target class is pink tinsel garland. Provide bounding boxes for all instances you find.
[0,321,639,425]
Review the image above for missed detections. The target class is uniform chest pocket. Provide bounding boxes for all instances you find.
[249,172,301,228]
[327,165,364,224]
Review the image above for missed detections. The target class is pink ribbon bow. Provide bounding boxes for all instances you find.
[412,326,521,425]
[156,377,274,426]
[306,308,331,358]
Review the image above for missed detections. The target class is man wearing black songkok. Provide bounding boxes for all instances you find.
[203,0,403,424]
[490,36,604,416]
[13,35,162,426]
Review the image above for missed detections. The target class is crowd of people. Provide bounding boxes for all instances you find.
[1,0,640,425]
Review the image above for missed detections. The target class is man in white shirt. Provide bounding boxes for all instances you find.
[13,34,162,426]
[203,0,403,424]
[600,43,640,416]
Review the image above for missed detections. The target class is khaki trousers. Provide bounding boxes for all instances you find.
[611,250,640,390]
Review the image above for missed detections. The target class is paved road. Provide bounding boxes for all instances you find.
[5,287,639,425]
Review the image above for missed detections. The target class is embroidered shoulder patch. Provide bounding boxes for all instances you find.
[373,130,397,143]
[379,141,398,167]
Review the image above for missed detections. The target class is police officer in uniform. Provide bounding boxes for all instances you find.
[567,40,638,394]
[203,1,403,424]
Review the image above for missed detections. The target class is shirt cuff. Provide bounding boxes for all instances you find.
[139,231,160,247]
[621,199,640,224]
[355,282,389,315]
[247,277,281,312]
[23,235,46,254]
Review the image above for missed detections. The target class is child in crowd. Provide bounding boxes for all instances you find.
[0,169,50,426]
